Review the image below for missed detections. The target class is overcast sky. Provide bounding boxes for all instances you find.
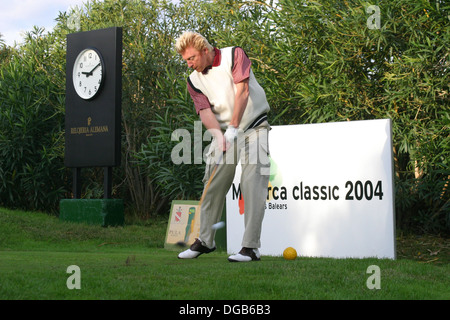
[0,0,89,46]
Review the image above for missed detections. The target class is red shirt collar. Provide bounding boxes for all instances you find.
[202,48,221,74]
[212,47,221,67]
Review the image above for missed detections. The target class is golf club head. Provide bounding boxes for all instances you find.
[175,241,187,248]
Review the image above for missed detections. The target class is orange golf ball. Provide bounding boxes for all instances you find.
[283,247,297,260]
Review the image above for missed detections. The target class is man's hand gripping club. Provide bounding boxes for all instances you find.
[224,125,238,150]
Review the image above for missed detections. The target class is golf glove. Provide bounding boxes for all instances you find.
[224,125,238,147]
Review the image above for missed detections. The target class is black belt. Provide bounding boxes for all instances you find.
[246,113,268,131]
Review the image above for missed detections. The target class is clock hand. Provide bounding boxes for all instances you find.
[90,63,101,73]
[81,63,101,77]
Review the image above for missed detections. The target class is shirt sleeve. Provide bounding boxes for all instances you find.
[187,80,211,115]
[232,47,251,84]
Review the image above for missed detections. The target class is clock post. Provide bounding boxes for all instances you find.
[60,27,124,227]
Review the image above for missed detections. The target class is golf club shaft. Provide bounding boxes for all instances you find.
[198,151,225,207]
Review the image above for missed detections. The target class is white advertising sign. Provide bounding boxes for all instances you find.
[226,119,396,259]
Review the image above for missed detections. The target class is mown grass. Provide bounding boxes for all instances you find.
[0,207,449,300]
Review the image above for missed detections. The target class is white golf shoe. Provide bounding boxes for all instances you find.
[178,238,215,259]
[228,247,261,262]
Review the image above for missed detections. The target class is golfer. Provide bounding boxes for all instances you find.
[175,31,270,262]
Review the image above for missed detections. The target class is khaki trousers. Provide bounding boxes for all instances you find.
[199,122,270,249]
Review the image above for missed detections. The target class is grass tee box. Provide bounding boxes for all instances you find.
[59,199,124,227]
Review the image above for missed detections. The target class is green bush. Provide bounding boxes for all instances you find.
[135,69,204,207]
[0,29,67,212]
[0,0,447,233]
[204,0,449,233]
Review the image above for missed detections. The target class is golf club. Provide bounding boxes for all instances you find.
[198,150,225,207]
[175,151,225,248]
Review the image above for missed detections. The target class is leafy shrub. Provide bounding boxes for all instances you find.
[0,30,67,212]
[134,69,205,211]
[0,0,447,233]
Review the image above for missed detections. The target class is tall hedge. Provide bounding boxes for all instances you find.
[0,0,448,232]
[0,28,67,212]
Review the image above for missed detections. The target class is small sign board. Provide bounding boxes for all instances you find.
[165,200,226,251]
[165,201,201,250]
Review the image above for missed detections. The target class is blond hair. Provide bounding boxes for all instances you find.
[175,31,213,54]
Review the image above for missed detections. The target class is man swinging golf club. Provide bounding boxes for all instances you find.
[175,31,271,262]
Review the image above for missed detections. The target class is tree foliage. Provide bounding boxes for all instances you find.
[0,0,448,232]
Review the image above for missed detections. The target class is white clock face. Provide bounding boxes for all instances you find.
[72,48,105,100]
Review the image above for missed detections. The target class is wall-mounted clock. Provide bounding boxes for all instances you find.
[72,47,105,100]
